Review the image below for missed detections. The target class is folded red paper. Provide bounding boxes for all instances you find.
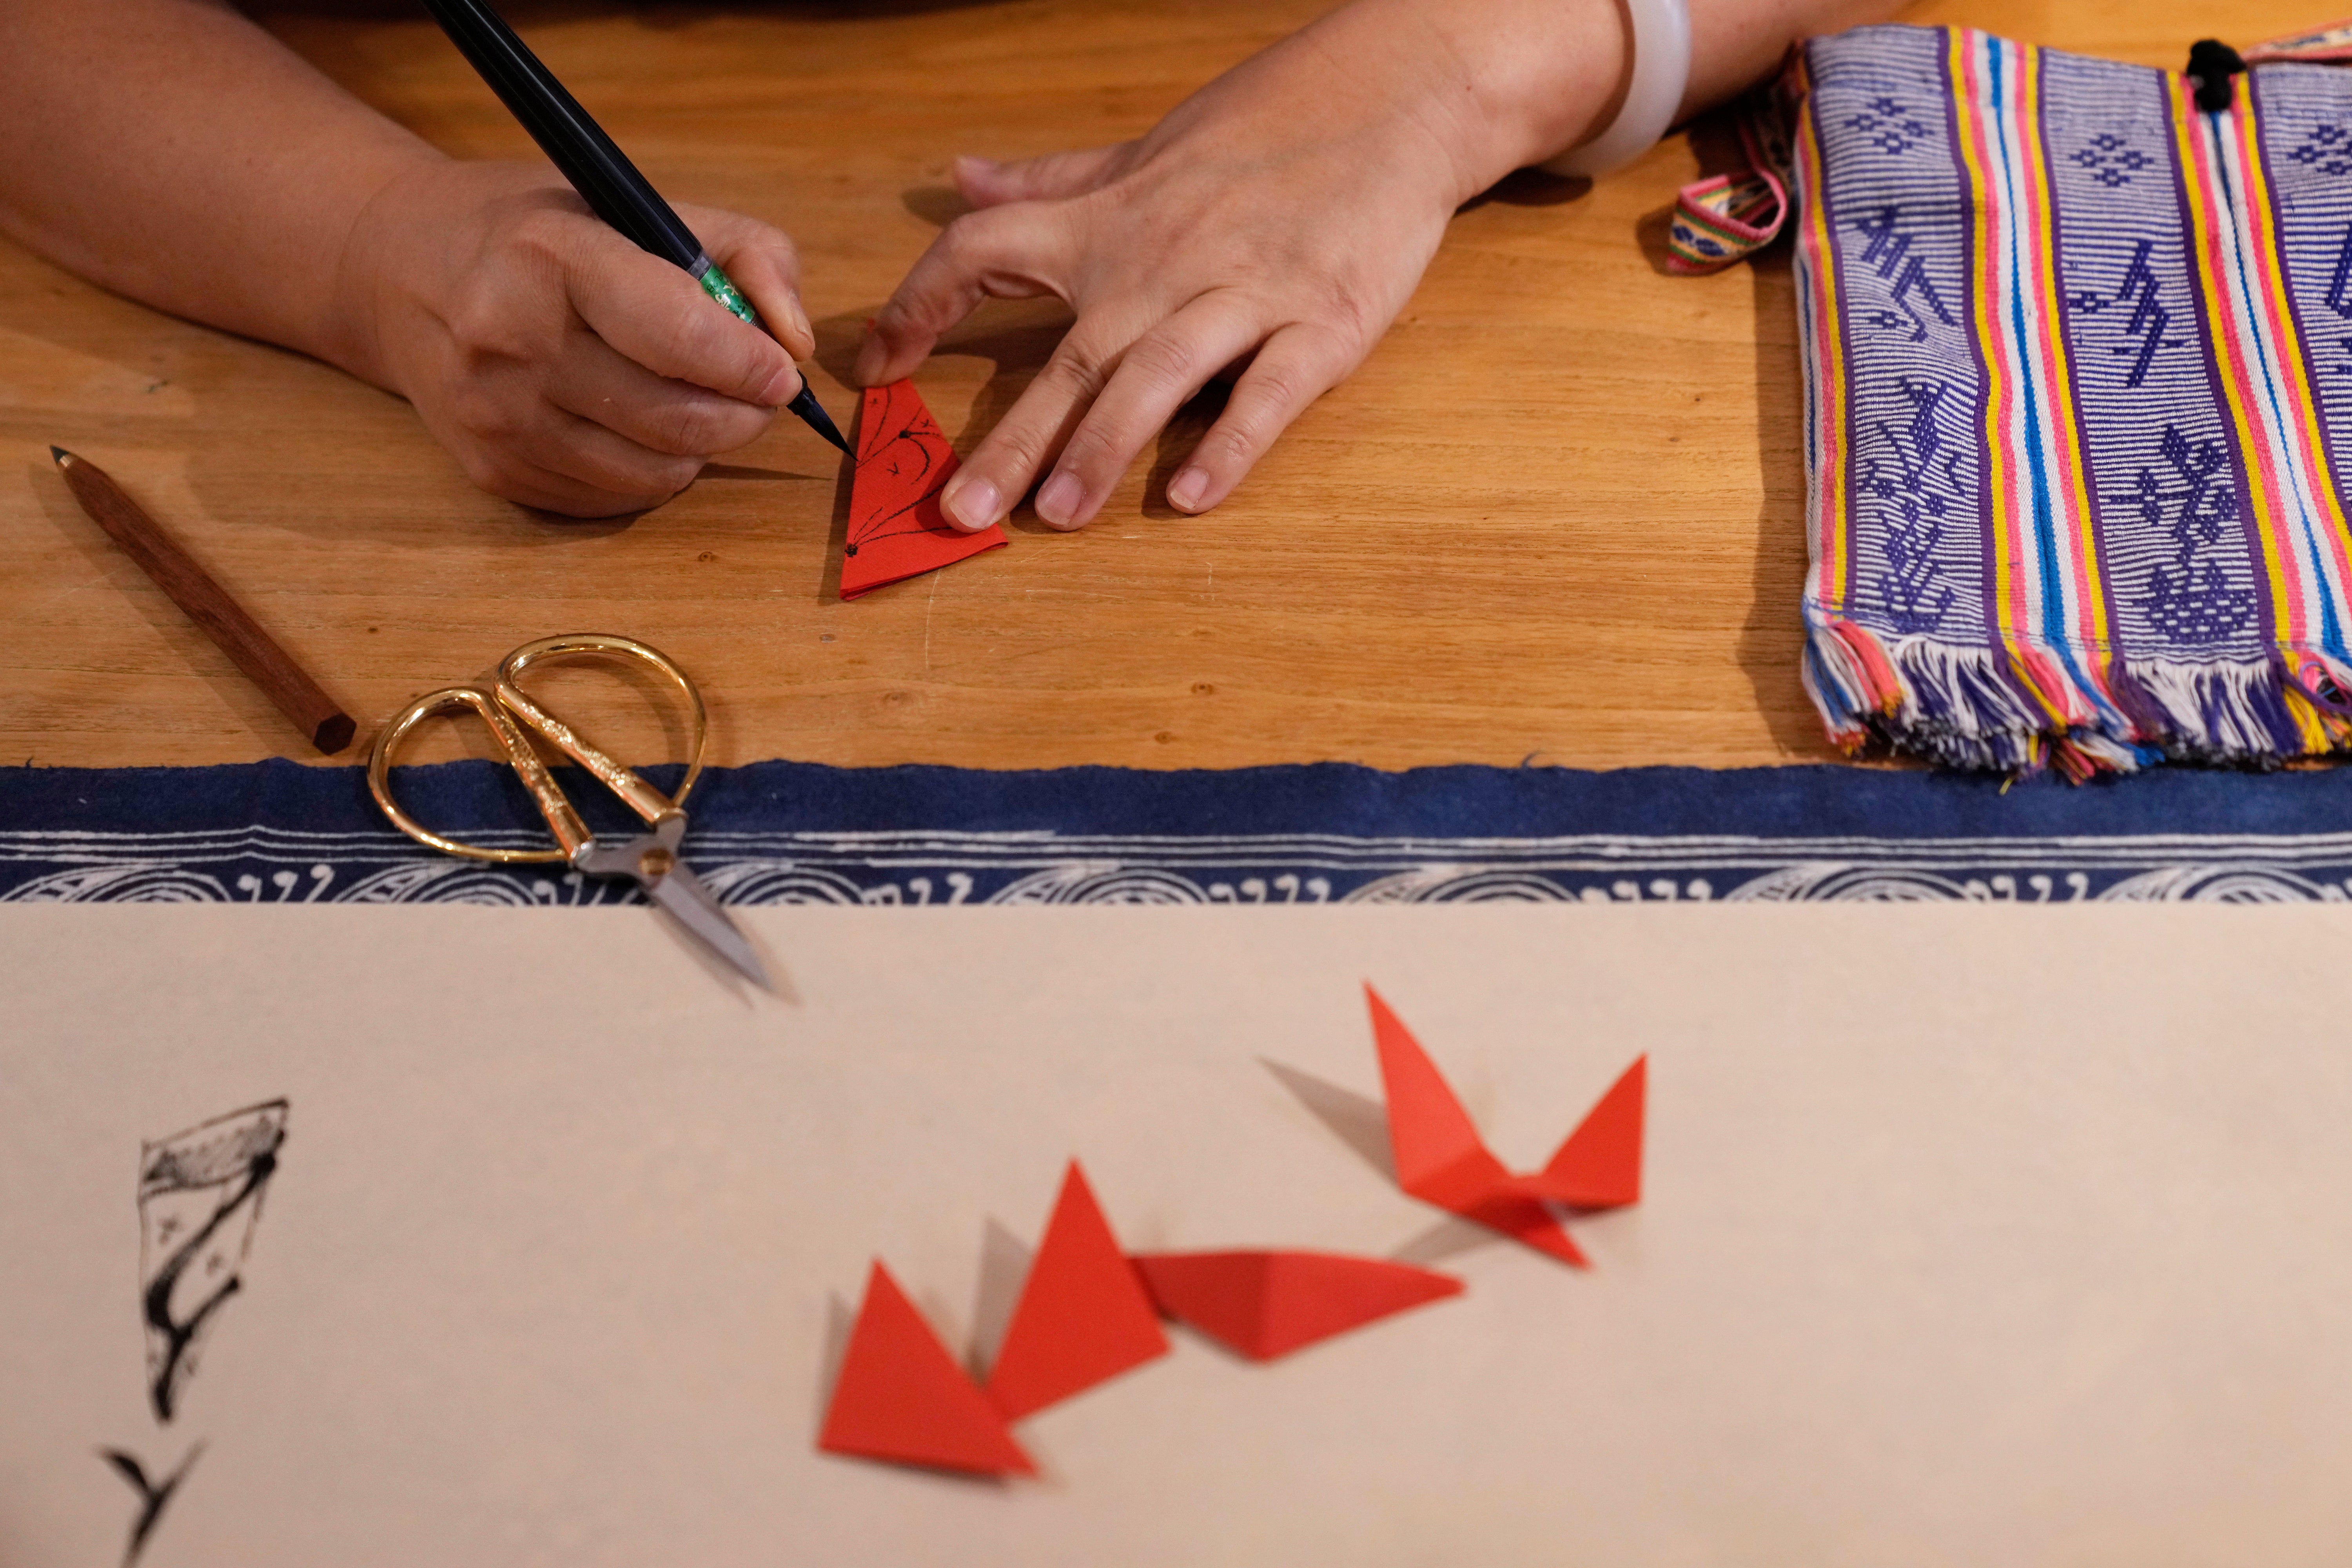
[1366,984,1644,1266]
[1536,1050,1645,1208]
[816,993,1645,1481]
[1130,1250,1463,1361]
[818,1261,1034,1476]
[842,380,1007,599]
[986,1162,1169,1419]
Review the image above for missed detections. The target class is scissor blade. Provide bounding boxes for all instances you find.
[646,864,773,993]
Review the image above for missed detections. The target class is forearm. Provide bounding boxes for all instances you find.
[1283,0,1903,206]
[0,0,441,375]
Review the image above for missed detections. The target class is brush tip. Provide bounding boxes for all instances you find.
[49,445,69,465]
[786,385,852,454]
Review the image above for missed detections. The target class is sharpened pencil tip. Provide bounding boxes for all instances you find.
[49,445,69,465]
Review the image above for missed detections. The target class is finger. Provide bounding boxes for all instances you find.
[1161,325,1355,515]
[567,235,802,407]
[1029,294,1266,530]
[445,378,704,503]
[547,336,775,457]
[684,205,816,358]
[455,442,683,519]
[533,408,707,503]
[954,144,1130,208]
[933,311,1148,532]
[852,204,1073,388]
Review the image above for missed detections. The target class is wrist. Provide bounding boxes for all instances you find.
[322,154,454,394]
[1345,0,1631,199]
[1539,0,1692,176]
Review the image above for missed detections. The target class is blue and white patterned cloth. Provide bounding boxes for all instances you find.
[11,759,2352,905]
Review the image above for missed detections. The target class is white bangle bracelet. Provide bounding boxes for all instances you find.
[1539,0,1693,178]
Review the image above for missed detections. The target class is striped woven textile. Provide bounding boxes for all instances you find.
[1786,23,2352,775]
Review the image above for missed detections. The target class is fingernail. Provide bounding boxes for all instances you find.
[757,363,804,407]
[1167,466,1210,512]
[783,296,815,350]
[944,474,1001,531]
[1035,471,1083,528]
[851,336,886,388]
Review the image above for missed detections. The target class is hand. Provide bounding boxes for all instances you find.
[338,160,816,517]
[852,0,1606,533]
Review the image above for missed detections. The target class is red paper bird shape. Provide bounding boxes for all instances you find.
[842,379,1007,599]
[986,1162,1169,1419]
[1130,1250,1462,1361]
[818,1261,1034,1476]
[1365,984,1645,1267]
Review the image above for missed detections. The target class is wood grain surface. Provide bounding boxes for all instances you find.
[0,0,2321,772]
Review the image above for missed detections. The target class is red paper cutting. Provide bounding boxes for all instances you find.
[1533,1056,1646,1208]
[818,1261,1035,1476]
[1367,985,1586,1265]
[1365,984,1645,1266]
[1129,1251,1463,1361]
[841,379,1007,599]
[986,1162,1169,1420]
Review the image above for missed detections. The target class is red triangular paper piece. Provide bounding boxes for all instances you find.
[842,380,1007,599]
[1533,1056,1645,1208]
[1130,1250,1463,1361]
[1453,1192,1590,1266]
[1366,986,1585,1262]
[985,1162,1169,1420]
[818,1261,1034,1475]
[1365,984,1510,1208]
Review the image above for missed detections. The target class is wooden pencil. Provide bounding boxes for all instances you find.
[50,447,356,755]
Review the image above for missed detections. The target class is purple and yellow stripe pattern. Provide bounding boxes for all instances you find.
[1791,24,2352,774]
[2169,71,2352,750]
[1949,30,2121,740]
[1791,51,1848,618]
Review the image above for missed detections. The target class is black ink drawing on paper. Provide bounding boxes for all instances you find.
[100,1444,203,1568]
[136,1099,288,1422]
[847,380,949,557]
[91,1100,287,1568]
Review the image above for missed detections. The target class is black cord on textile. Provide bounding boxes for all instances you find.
[2187,39,2247,113]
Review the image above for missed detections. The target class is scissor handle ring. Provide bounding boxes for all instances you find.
[367,687,569,864]
[497,632,709,809]
[367,633,709,864]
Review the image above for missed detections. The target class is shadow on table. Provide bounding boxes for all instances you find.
[899,183,975,230]
[1458,166,1590,213]
[1645,107,1838,762]
[1739,243,1838,760]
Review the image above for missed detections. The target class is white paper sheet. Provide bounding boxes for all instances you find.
[5,904,2350,1566]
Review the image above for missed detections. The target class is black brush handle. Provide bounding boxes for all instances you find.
[422,0,704,271]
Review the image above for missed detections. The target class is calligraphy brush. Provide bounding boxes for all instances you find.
[420,0,850,454]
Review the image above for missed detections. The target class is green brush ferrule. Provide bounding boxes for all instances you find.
[697,262,760,328]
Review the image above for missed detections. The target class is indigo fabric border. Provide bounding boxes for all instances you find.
[9,759,2352,904]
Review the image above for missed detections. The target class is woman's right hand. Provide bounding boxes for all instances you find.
[339,160,819,517]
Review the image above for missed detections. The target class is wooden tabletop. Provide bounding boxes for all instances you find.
[0,0,2321,773]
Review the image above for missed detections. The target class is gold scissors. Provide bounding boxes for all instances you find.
[367,633,771,992]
